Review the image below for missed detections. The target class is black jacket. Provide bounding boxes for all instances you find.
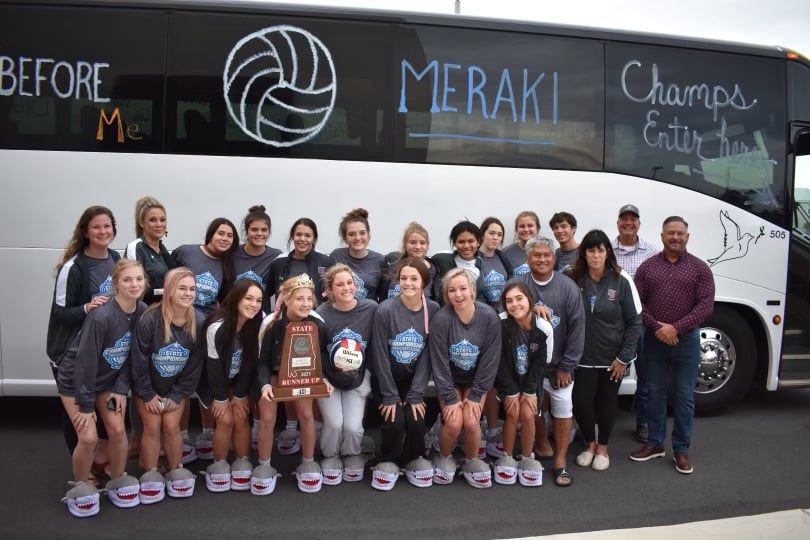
[46,249,121,363]
[124,237,175,304]
[431,250,513,305]
[577,270,642,367]
[267,249,331,306]
[496,316,550,399]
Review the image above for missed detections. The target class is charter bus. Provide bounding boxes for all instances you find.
[1,0,809,413]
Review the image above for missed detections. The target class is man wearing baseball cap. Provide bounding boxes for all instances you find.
[612,204,658,443]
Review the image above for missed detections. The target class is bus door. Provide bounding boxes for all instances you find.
[782,122,810,386]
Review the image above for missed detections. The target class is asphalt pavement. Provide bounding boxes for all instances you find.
[1,388,809,539]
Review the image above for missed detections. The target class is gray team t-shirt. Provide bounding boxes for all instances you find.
[172,245,224,314]
[480,254,508,307]
[501,243,530,277]
[555,247,579,272]
[86,253,115,299]
[232,245,281,292]
[316,298,378,389]
[330,248,385,301]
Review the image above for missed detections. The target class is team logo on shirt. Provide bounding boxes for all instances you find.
[352,271,368,300]
[389,328,425,365]
[387,284,401,299]
[330,328,366,352]
[194,271,220,306]
[535,301,561,328]
[236,269,266,290]
[515,344,529,376]
[512,263,530,277]
[607,288,617,301]
[229,349,242,379]
[449,339,480,371]
[481,269,506,303]
[103,331,133,370]
[93,275,113,299]
[152,342,191,378]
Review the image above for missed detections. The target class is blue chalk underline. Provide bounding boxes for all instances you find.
[408,132,555,145]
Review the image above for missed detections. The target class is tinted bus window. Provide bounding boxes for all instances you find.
[0,5,165,152]
[789,62,810,122]
[606,44,787,224]
[166,12,392,160]
[394,25,604,170]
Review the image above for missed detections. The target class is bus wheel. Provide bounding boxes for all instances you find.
[694,306,756,414]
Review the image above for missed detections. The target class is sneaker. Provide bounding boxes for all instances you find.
[230,457,253,491]
[592,454,610,471]
[166,466,196,498]
[461,458,492,489]
[250,464,279,496]
[493,456,518,485]
[517,457,543,487]
[138,468,166,504]
[181,439,197,465]
[673,452,693,474]
[63,481,100,518]
[278,429,301,455]
[629,444,666,462]
[205,460,231,493]
[636,423,649,444]
[404,457,433,488]
[431,455,457,485]
[342,455,365,482]
[576,450,595,467]
[195,429,214,461]
[295,461,323,493]
[320,457,343,486]
[371,461,400,491]
[106,473,140,508]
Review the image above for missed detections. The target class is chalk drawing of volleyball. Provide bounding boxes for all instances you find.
[224,25,336,148]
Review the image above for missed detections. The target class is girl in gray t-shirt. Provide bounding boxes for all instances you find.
[329,208,385,302]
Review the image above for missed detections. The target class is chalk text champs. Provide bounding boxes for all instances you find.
[620,60,772,168]
[398,59,558,145]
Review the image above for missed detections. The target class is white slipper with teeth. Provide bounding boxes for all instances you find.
[371,462,401,491]
[230,457,253,491]
[320,457,343,486]
[166,466,195,498]
[462,458,492,489]
[181,439,197,465]
[296,461,323,493]
[250,464,279,496]
[138,468,166,504]
[106,473,140,508]
[195,429,214,461]
[431,455,457,485]
[404,457,433,488]
[278,429,301,455]
[63,481,100,518]
[518,456,543,487]
[494,455,518,485]
[204,460,231,493]
[342,455,365,482]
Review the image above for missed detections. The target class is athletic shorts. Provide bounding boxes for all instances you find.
[542,377,574,418]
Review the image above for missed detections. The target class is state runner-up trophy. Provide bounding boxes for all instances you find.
[273,321,330,401]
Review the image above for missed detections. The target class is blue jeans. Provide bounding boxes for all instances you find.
[634,333,647,427]
[644,328,700,453]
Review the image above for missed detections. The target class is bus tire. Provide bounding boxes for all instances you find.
[694,306,757,415]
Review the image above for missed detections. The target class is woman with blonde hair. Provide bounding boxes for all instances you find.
[130,267,206,501]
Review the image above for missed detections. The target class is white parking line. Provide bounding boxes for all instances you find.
[503,509,810,540]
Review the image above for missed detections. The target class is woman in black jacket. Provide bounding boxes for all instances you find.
[569,229,642,472]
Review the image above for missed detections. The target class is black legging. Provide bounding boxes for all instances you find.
[377,381,426,466]
[572,367,620,445]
